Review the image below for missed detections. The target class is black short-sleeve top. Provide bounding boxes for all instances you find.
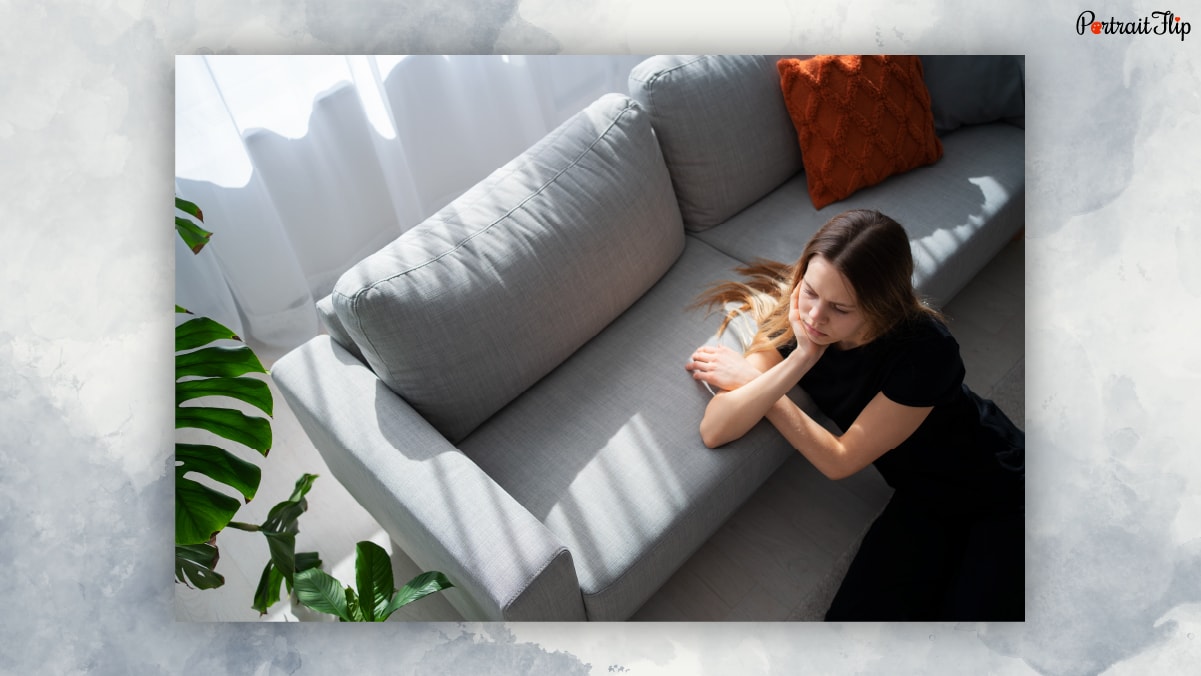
[779,314,1022,501]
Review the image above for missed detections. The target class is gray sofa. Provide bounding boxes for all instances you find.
[272,54,1024,621]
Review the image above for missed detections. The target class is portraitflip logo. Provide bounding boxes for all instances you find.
[1077,10,1190,40]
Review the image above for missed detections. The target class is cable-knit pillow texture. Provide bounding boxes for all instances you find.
[778,55,944,210]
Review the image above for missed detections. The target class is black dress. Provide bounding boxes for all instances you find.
[779,314,1024,621]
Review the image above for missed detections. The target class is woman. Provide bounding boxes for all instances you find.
[685,209,1023,621]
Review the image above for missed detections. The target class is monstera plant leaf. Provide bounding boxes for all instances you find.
[174,542,224,590]
[174,196,273,589]
[174,306,273,586]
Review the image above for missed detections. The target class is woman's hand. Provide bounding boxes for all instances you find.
[787,283,829,365]
[686,344,762,392]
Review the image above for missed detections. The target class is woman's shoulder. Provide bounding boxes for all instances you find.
[887,312,955,345]
[879,313,962,367]
[878,313,966,405]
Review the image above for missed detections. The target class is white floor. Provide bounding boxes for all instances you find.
[175,236,1024,623]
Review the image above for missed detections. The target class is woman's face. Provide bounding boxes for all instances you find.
[796,255,871,350]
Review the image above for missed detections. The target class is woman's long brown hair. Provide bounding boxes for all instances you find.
[692,209,944,354]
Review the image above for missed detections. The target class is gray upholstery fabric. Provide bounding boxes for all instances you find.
[458,239,823,620]
[629,55,804,232]
[331,94,685,443]
[271,336,587,621]
[922,56,1026,133]
[691,122,1025,308]
[314,293,364,363]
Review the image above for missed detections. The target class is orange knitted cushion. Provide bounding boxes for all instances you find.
[778,55,944,210]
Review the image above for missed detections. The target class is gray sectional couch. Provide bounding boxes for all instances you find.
[271,54,1025,621]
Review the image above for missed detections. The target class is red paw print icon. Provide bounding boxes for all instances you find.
[1091,21,1102,34]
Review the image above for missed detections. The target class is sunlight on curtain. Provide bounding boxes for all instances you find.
[174,55,645,357]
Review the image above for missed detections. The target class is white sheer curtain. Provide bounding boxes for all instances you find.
[175,55,647,356]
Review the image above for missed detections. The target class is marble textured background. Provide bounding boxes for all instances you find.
[2,0,1199,674]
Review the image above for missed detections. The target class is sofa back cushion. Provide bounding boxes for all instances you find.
[331,94,685,443]
[921,55,1025,133]
[628,55,804,232]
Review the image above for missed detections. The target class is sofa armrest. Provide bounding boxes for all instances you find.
[271,336,586,621]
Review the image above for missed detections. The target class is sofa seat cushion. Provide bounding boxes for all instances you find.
[331,94,685,443]
[457,238,809,620]
[691,122,1024,308]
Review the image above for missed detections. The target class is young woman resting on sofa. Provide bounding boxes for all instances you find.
[685,209,1024,621]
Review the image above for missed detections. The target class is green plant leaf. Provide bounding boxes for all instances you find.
[176,196,204,222]
[296,551,322,574]
[174,197,282,603]
[175,197,209,254]
[176,216,212,254]
[250,474,319,609]
[346,587,366,622]
[264,531,297,587]
[294,568,352,622]
[251,553,322,615]
[175,316,243,351]
[175,443,261,503]
[175,476,241,545]
[354,541,394,622]
[262,500,307,537]
[252,559,286,614]
[176,377,273,417]
[380,571,454,621]
[175,543,225,589]
[284,473,318,503]
[260,474,317,534]
[176,406,272,455]
[176,345,267,380]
